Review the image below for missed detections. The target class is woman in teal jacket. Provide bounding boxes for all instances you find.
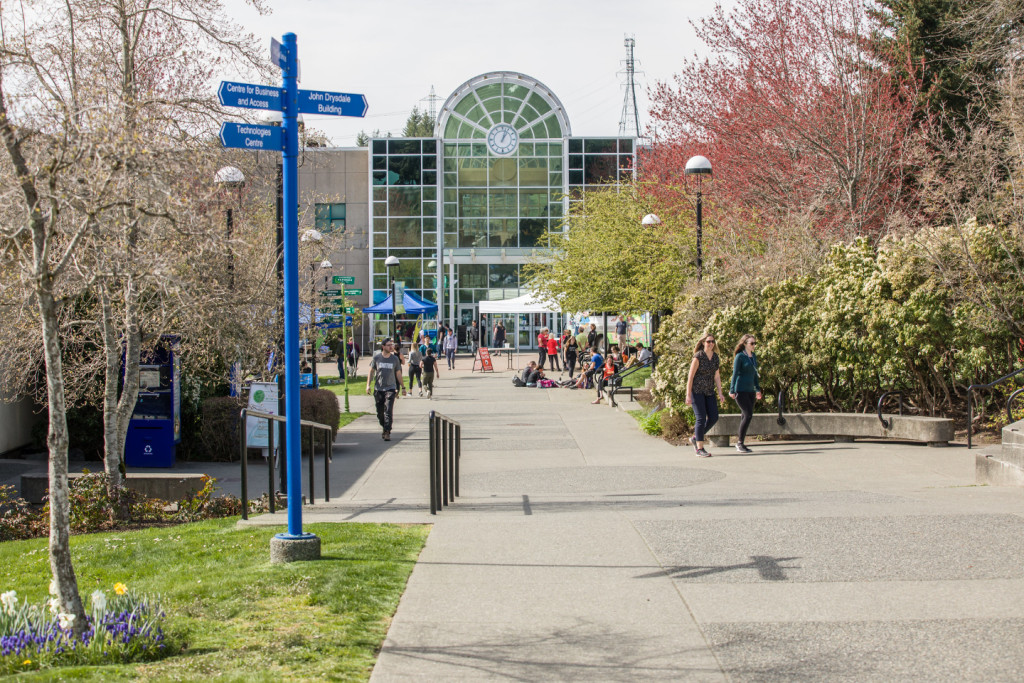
[728,334,762,453]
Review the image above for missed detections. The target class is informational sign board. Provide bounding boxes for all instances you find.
[333,275,355,285]
[246,382,280,452]
[343,288,362,295]
[477,348,494,372]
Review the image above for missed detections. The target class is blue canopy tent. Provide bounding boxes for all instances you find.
[362,291,438,315]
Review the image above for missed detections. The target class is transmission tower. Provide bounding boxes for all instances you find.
[618,36,642,137]
[421,85,441,126]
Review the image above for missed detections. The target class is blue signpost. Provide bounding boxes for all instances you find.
[218,33,367,560]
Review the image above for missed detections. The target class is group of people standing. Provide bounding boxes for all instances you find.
[685,332,761,457]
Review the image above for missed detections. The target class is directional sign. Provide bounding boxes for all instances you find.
[219,122,282,151]
[297,89,368,118]
[270,37,285,69]
[321,289,341,297]
[218,81,283,111]
[332,276,355,285]
[343,288,363,295]
[345,307,355,314]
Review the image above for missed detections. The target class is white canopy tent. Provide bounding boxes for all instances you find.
[478,292,564,358]
[478,292,560,314]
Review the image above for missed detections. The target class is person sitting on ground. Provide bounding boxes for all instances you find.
[526,364,544,387]
[520,361,537,385]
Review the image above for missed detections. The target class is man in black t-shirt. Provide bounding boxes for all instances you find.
[421,348,440,399]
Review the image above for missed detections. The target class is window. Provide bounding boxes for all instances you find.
[314,203,346,233]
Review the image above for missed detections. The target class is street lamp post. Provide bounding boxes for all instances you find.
[214,166,245,289]
[384,255,400,341]
[684,155,713,282]
[214,166,245,397]
[301,228,327,386]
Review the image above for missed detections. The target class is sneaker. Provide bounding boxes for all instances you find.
[427,390,432,399]
[688,436,698,453]
[419,389,424,396]
[736,443,752,454]
[383,431,391,441]
[696,448,712,458]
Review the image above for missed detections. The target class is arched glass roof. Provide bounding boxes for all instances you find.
[437,72,571,141]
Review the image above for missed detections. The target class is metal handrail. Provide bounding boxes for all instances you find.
[429,411,461,514]
[877,391,905,430]
[605,360,653,408]
[776,390,787,426]
[967,368,1024,449]
[239,408,334,520]
[1007,387,1024,425]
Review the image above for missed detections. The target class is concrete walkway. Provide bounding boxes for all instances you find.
[234,360,1024,680]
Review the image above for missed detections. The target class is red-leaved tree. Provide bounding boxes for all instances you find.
[645,0,920,244]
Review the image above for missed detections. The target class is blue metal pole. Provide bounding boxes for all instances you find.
[280,32,306,539]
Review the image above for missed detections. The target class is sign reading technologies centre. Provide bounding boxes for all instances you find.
[219,122,282,151]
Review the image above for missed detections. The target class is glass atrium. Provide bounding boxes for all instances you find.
[370,72,635,347]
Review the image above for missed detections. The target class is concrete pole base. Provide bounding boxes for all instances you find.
[270,533,321,563]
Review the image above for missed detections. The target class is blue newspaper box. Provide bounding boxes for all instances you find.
[125,336,181,468]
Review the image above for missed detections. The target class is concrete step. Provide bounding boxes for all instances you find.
[976,453,1024,486]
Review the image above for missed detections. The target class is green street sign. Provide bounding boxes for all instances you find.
[332,275,356,285]
[345,306,355,314]
[343,288,362,295]
[321,289,341,297]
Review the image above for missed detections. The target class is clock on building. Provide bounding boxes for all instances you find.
[486,123,519,156]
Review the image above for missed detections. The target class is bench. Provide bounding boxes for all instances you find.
[705,412,954,447]
[20,472,208,505]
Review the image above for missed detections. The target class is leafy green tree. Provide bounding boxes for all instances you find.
[524,185,689,314]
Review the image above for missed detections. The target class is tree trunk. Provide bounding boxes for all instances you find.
[38,287,87,636]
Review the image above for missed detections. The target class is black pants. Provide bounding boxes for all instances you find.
[408,365,422,389]
[538,347,546,369]
[691,393,719,441]
[735,391,756,443]
[547,352,560,371]
[374,389,397,432]
[566,352,577,377]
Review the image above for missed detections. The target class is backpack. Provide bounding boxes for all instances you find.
[538,379,556,388]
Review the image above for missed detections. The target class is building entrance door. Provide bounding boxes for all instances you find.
[457,305,477,350]
[518,312,559,350]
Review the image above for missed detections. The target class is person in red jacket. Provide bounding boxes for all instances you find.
[537,328,549,370]
[546,331,561,371]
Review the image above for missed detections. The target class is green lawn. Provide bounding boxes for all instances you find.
[620,365,652,388]
[1,519,429,681]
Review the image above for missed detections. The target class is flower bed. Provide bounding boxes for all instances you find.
[0,583,173,674]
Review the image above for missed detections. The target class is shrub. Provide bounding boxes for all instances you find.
[300,389,340,444]
[660,410,694,440]
[41,471,165,533]
[200,390,339,462]
[199,396,246,462]
[636,409,664,435]
[0,486,45,542]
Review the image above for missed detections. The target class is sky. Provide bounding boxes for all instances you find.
[220,0,728,146]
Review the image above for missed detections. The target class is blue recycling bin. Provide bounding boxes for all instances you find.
[124,336,180,468]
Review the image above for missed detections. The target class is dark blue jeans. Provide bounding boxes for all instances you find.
[691,393,719,441]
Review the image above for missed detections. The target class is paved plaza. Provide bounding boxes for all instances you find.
[12,357,1024,680]
[223,359,1024,681]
